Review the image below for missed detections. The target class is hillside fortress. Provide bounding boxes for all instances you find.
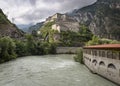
[45,13,80,33]
[83,44,120,85]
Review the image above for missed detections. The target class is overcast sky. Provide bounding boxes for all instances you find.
[0,0,96,25]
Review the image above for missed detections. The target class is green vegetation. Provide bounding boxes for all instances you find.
[0,35,56,63]
[0,37,16,63]
[0,13,7,24]
[15,40,28,57]
[74,48,84,64]
[60,25,93,46]
[40,21,59,43]
[40,22,55,38]
[86,35,120,46]
[40,22,93,46]
[0,10,10,24]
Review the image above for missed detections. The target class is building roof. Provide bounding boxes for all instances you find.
[84,44,120,49]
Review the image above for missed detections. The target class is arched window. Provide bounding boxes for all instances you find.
[108,63,116,69]
[92,59,97,66]
[92,59,97,63]
[99,61,105,66]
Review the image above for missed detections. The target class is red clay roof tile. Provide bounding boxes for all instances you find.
[84,44,120,49]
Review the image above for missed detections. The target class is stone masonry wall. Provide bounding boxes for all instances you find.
[83,49,120,85]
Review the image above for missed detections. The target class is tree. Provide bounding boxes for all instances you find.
[86,35,99,46]
[25,34,36,55]
[32,30,37,37]
[74,48,84,64]
[0,37,16,62]
[15,40,28,57]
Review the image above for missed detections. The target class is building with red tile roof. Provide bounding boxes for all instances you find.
[83,44,120,85]
[84,44,120,49]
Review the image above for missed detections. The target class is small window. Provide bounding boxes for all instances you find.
[112,52,118,60]
[99,51,101,57]
[107,51,113,59]
[95,51,97,56]
[102,51,105,57]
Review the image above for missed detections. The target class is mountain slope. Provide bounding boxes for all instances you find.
[44,13,80,32]
[0,9,24,38]
[28,22,44,33]
[17,24,33,32]
[69,0,120,40]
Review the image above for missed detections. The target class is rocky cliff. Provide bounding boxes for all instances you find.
[69,0,120,40]
[45,13,80,33]
[0,9,24,38]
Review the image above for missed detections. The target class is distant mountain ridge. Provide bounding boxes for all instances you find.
[0,9,24,38]
[28,22,44,33]
[69,0,120,40]
[41,0,120,40]
[39,0,120,40]
[12,0,120,41]
[17,24,33,32]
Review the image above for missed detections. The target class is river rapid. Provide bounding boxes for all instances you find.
[0,54,118,86]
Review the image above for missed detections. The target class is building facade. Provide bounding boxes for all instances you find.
[83,44,120,85]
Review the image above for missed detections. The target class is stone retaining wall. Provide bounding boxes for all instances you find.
[56,47,81,54]
[83,49,120,85]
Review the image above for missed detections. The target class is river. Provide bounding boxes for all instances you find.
[0,54,118,86]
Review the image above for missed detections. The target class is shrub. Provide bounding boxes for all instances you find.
[74,48,84,64]
[0,37,16,62]
[86,36,120,46]
[15,40,28,57]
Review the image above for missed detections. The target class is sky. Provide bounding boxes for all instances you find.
[0,0,96,25]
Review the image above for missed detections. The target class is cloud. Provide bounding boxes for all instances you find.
[0,0,96,25]
[29,0,37,6]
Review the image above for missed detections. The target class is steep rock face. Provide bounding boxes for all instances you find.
[69,0,120,40]
[0,9,24,38]
[45,13,80,32]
